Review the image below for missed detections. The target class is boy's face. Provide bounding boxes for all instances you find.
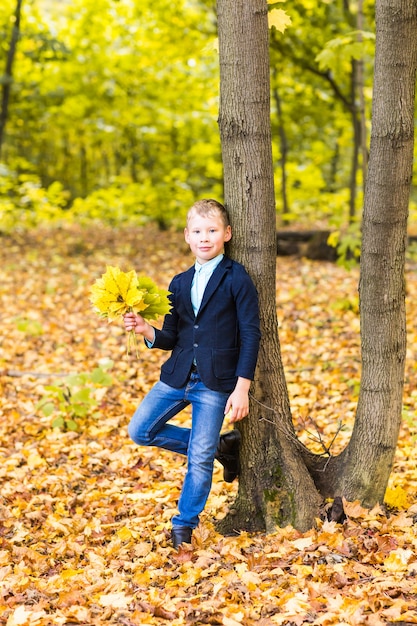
[184,212,232,264]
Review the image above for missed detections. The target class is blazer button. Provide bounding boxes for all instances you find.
[194,324,199,329]
[193,343,198,347]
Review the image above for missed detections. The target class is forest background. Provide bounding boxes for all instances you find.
[1,0,416,244]
[1,0,417,625]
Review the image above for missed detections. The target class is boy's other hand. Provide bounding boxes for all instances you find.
[225,377,251,423]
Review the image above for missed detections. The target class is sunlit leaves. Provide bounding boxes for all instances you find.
[137,275,172,321]
[36,363,113,430]
[316,30,376,76]
[268,9,292,33]
[90,266,147,321]
[90,265,171,322]
[1,0,417,236]
[90,265,172,357]
[14,317,44,336]
[1,0,222,217]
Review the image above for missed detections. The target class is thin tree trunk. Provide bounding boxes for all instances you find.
[349,62,360,223]
[356,0,368,189]
[346,0,369,222]
[272,71,289,223]
[80,142,88,197]
[0,0,23,158]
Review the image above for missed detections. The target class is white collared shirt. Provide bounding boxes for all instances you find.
[146,254,224,348]
[191,254,223,316]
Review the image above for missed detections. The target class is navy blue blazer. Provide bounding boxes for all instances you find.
[150,256,261,393]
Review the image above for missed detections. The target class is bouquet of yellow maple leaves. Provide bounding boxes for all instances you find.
[90,265,171,356]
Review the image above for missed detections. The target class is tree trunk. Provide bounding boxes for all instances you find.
[0,0,23,158]
[302,0,417,506]
[356,0,368,188]
[346,0,369,223]
[216,0,416,533]
[272,71,289,224]
[216,0,321,534]
[332,0,417,505]
[348,63,360,222]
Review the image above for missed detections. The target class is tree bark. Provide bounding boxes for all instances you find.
[271,71,289,223]
[216,0,321,533]
[0,0,23,158]
[216,0,416,533]
[332,0,417,505]
[301,0,417,506]
[345,0,369,222]
[356,0,369,188]
[348,62,360,222]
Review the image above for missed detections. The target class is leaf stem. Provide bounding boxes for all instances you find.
[126,306,139,358]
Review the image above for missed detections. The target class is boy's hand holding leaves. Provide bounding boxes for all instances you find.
[90,265,171,356]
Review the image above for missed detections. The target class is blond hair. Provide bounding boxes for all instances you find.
[187,199,230,228]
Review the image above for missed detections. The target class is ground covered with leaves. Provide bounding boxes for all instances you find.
[1,225,417,626]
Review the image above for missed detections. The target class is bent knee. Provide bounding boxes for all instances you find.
[127,422,151,446]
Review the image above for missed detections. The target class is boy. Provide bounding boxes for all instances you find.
[123,199,260,549]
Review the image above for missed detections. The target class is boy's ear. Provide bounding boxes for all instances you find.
[224,225,232,242]
[184,227,190,243]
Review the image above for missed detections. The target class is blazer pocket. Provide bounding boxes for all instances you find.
[161,346,184,375]
[213,348,239,379]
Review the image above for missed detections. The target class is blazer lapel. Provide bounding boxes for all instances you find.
[182,266,196,319]
[196,257,230,318]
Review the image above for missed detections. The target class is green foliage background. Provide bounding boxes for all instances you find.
[0,0,416,235]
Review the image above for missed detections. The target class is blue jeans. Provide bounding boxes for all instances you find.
[128,370,229,529]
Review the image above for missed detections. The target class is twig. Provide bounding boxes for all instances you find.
[3,370,71,378]
[249,392,344,459]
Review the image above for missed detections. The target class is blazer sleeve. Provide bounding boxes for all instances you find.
[232,266,261,381]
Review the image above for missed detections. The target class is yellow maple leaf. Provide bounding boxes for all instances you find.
[291,536,314,550]
[98,592,132,609]
[90,265,147,321]
[384,484,410,510]
[90,266,171,322]
[60,568,84,580]
[117,526,133,541]
[268,9,292,33]
[383,548,413,573]
[90,265,172,356]
[26,451,46,469]
[6,606,47,626]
